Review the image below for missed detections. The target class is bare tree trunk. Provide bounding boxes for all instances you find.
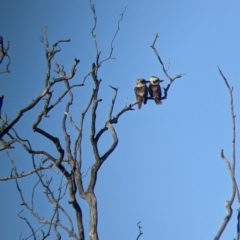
[87,192,98,240]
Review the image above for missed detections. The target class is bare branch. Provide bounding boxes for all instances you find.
[214,150,235,240]
[98,6,127,66]
[218,66,231,89]
[51,58,80,84]
[1,86,50,136]
[89,0,100,63]
[0,40,11,74]
[35,168,82,239]
[16,171,80,240]
[95,100,136,143]
[0,163,53,181]
[53,39,71,47]
[151,34,171,81]
[150,33,185,101]
[18,210,37,240]
[90,63,101,163]
[109,6,127,50]
[214,68,237,240]
[64,111,81,131]
[1,55,79,138]
[89,1,126,73]
[108,85,119,120]
[73,89,96,199]
[62,79,74,162]
[100,122,118,162]
[17,142,57,163]
[218,67,236,173]
[136,221,143,240]
[114,101,136,120]
[74,89,95,161]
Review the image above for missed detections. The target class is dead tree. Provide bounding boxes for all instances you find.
[0,3,183,240]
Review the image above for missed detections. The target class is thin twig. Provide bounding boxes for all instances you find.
[136,221,143,240]
[98,6,127,66]
[89,0,100,63]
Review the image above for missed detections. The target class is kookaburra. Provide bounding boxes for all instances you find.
[148,76,163,105]
[134,78,148,109]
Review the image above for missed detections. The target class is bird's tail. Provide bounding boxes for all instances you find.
[138,102,142,109]
[155,99,162,105]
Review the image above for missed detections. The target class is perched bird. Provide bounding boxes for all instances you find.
[134,78,148,109]
[0,36,4,64]
[0,95,4,116]
[148,76,164,105]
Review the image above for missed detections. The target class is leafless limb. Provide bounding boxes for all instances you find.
[214,67,238,240]
[109,6,127,52]
[62,78,74,161]
[89,0,100,64]
[61,77,85,239]
[64,111,80,131]
[98,6,127,66]
[136,221,143,240]
[101,122,118,161]
[0,163,53,181]
[151,33,185,100]
[74,89,95,162]
[18,210,38,240]
[0,40,11,74]
[15,165,80,239]
[17,180,79,239]
[0,29,86,239]
[0,57,79,139]
[89,0,126,72]
[108,85,119,119]
[73,3,126,87]
[53,210,62,240]
[94,100,136,143]
[0,29,79,139]
[35,169,76,238]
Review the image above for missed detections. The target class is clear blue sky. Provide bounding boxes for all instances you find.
[1,0,240,239]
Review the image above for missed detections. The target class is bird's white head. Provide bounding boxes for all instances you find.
[136,78,146,87]
[149,76,159,85]
[149,76,163,85]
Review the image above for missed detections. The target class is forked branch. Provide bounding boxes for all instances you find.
[151,33,185,100]
[136,221,143,240]
[0,40,11,74]
[89,0,127,70]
